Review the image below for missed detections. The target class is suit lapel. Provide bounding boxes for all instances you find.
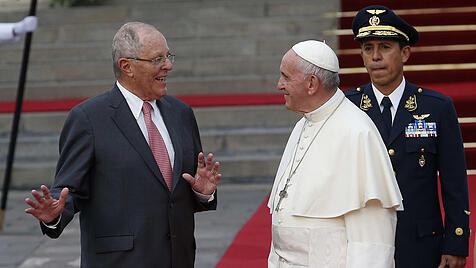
[157,97,183,192]
[362,84,390,144]
[108,86,169,190]
[388,83,418,145]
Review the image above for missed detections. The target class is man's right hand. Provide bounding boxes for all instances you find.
[25,185,68,224]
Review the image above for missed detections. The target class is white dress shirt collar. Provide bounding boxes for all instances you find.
[372,78,406,112]
[116,81,157,118]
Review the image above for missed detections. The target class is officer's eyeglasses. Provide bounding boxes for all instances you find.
[126,53,175,65]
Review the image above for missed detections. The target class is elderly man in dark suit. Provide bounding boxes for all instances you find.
[345,5,469,268]
[25,22,221,267]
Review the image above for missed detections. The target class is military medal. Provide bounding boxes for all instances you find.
[419,155,425,167]
[405,114,437,137]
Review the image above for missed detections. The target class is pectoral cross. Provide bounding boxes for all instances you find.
[275,187,288,212]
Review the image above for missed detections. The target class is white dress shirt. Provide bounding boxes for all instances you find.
[372,78,406,123]
[116,81,175,167]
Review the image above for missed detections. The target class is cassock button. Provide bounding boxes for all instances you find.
[432,231,436,235]
[388,149,395,156]
[465,210,471,215]
[357,87,361,92]
[455,227,464,236]
[418,88,423,93]
[420,148,425,153]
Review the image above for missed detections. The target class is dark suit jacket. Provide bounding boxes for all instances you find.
[40,85,217,268]
[345,82,469,268]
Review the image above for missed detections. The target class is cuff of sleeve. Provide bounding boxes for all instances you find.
[41,214,62,229]
[442,234,470,257]
[346,241,394,268]
[193,189,215,203]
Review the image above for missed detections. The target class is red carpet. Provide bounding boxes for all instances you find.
[215,195,271,268]
[216,176,476,267]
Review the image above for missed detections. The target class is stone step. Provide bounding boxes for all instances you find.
[0,126,292,163]
[1,0,338,25]
[0,135,59,163]
[0,130,288,189]
[0,56,283,83]
[0,150,281,188]
[0,75,281,101]
[8,15,334,44]
[0,105,299,135]
[0,33,322,64]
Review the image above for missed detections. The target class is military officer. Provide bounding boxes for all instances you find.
[344,5,470,268]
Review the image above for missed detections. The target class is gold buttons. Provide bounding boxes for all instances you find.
[420,148,425,153]
[418,88,423,93]
[432,231,436,235]
[455,227,464,236]
[388,149,395,156]
[465,210,471,215]
[357,87,361,92]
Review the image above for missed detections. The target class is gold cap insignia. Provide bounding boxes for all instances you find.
[360,94,373,111]
[455,227,464,236]
[369,16,380,26]
[465,210,471,215]
[413,114,430,120]
[404,95,417,112]
[366,9,387,15]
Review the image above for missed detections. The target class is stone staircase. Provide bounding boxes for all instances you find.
[0,0,339,188]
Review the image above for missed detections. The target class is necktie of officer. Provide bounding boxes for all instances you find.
[381,96,393,139]
[142,102,173,191]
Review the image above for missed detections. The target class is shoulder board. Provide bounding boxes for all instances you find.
[414,87,451,102]
[344,87,364,96]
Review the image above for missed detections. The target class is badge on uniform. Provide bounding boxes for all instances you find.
[405,114,437,137]
[360,94,373,111]
[404,95,417,112]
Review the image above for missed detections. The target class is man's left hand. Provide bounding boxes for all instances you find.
[438,254,466,268]
[182,152,221,195]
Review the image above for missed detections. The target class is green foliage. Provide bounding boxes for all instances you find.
[49,0,103,7]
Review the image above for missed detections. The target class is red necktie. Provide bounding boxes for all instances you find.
[142,102,173,191]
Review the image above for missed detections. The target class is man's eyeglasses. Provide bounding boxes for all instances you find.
[126,53,175,65]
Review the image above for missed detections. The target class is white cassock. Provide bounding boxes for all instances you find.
[268,89,403,268]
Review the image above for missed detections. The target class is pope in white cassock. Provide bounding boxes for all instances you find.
[268,40,403,267]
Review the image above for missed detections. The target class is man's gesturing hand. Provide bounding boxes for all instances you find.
[182,152,221,195]
[25,185,68,223]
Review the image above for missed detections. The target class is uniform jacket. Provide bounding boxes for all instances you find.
[345,82,469,268]
[41,85,217,268]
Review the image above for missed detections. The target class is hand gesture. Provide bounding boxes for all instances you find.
[25,185,68,224]
[182,152,221,195]
[438,254,466,268]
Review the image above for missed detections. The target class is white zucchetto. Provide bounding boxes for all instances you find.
[292,40,339,73]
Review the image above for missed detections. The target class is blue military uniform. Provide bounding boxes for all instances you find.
[347,5,470,266]
[345,81,469,267]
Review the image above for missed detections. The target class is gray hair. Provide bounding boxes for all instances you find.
[112,22,156,78]
[296,57,340,91]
